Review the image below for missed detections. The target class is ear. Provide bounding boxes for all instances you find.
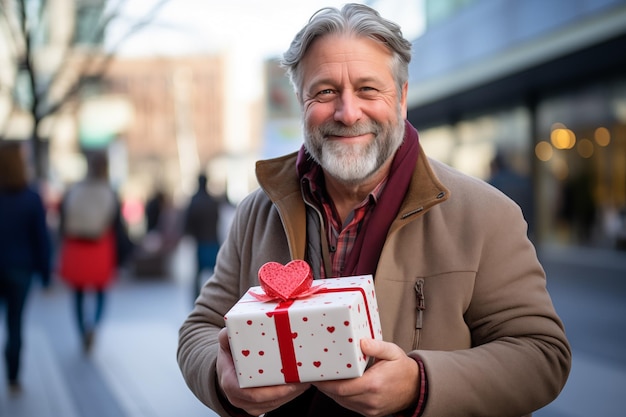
[400,82,408,118]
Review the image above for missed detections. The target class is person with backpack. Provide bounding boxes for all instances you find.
[57,151,130,353]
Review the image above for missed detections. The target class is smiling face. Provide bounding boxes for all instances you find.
[300,34,408,185]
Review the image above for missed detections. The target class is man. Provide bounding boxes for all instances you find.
[177,4,571,417]
[184,173,221,299]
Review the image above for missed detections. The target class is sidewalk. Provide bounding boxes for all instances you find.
[0,326,79,417]
[537,350,626,417]
[0,239,217,417]
[535,243,626,417]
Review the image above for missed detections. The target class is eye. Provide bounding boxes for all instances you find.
[359,86,378,93]
[311,89,336,103]
[318,89,335,96]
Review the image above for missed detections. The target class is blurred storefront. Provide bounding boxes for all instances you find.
[408,0,626,250]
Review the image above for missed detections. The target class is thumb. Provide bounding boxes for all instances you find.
[360,338,400,361]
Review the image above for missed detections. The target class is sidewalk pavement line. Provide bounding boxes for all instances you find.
[93,328,161,417]
[29,327,81,417]
[0,326,79,417]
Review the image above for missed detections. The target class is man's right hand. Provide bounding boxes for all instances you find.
[216,328,311,416]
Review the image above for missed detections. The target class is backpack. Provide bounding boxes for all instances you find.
[63,181,117,239]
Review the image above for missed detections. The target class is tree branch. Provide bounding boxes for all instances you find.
[39,0,171,119]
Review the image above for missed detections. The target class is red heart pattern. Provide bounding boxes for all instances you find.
[227,275,381,388]
[258,260,313,301]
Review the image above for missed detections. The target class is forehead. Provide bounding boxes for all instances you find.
[300,34,394,82]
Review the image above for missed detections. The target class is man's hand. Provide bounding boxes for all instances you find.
[313,338,420,417]
[216,328,311,416]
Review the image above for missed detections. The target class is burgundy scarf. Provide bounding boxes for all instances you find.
[296,120,419,277]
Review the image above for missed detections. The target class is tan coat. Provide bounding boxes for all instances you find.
[178,146,571,417]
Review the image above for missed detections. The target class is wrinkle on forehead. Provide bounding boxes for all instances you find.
[300,34,395,93]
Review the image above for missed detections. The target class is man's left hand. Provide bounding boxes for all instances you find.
[313,338,419,417]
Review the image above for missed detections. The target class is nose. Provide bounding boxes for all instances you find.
[334,92,362,126]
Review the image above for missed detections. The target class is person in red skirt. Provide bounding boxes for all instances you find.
[57,151,131,352]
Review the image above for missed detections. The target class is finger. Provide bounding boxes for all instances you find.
[218,327,231,352]
[233,383,311,415]
[360,338,402,362]
[314,379,361,402]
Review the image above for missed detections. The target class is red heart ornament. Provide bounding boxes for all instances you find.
[258,260,313,301]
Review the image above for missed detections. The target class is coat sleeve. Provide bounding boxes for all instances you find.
[414,191,571,417]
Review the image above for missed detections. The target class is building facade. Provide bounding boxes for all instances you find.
[408,0,626,250]
[101,56,226,200]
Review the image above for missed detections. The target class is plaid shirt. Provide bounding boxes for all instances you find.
[304,168,427,417]
[305,172,387,278]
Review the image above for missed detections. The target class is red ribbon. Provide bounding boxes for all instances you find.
[273,299,299,383]
[271,286,375,384]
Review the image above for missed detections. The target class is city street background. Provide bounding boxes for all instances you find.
[2,1,626,415]
[1,239,624,417]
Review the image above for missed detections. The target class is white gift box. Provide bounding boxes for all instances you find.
[224,275,382,388]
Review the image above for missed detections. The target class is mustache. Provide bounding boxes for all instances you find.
[317,121,381,137]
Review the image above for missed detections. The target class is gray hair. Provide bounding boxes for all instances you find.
[281,3,412,99]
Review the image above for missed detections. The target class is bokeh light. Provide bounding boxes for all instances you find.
[594,126,611,146]
[551,127,576,149]
[576,138,594,158]
[535,141,554,161]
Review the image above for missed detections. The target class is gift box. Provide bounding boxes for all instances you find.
[225,271,382,388]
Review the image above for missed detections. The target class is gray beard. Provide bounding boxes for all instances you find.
[303,116,405,185]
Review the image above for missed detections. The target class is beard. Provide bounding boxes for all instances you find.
[303,112,405,185]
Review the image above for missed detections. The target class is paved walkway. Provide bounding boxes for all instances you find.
[0,239,217,417]
[0,327,78,417]
[538,350,626,417]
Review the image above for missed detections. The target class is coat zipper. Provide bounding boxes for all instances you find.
[413,278,425,349]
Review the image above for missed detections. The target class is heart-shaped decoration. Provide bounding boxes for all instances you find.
[258,260,313,301]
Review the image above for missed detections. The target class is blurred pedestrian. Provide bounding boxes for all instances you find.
[0,142,51,393]
[57,151,131,353]
[488,151,535,238]
[132,189,178,278]
[145,188,166,233]
[183,173,220,299]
